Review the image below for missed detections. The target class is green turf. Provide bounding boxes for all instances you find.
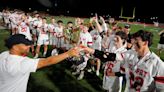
[0,17,164,92]
[0,29,9,52]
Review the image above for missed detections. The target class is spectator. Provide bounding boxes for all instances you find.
[157,30,164,56]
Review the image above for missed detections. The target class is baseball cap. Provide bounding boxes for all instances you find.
[5,34,33,49]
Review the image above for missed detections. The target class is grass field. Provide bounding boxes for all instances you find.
[0,17,164,92]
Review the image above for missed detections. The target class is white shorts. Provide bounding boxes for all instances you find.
[50,36,57,46]
[56,37,65,48]
[102,76,120,91]
[37,37,49,45]
[11,24,17,29]
[157,44,164,50]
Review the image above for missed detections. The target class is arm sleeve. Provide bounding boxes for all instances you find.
[153,58,164,90]
[93,49,116,62]
[115,72,125,77]
[154,59,164,81]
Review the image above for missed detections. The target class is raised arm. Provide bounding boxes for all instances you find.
[89,17,95,30]
[100,16,108,32]
[92,16,103,33]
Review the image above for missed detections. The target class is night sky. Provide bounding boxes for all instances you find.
[0,0,163,21]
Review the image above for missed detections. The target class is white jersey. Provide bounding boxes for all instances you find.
[102,34,115,52]
[90,30,102,50]
[3,12,10,24]
[32,18,40,29]
[55,27,64,38]
[48,24,56,36]
[31,18,39,28]
[37,23,49,45]
[55,27,65,48]
[25,16,32,26]
[0,51,39,92]
[48,24,57,45]
[18,22,32,40]
[154,55,164,91]
[117,50,164,92]
[9,13,19,28]
[30,18,39,35]
[38,23,49,38]
[103,46,127,91]
[79,32,93,47]
[107,34,116,53]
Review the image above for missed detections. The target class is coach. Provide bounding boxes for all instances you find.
[0,34,80,92]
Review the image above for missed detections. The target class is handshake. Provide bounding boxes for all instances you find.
[66,45,95,58]
[67,45,116,61]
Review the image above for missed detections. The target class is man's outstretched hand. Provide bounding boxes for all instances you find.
[66,46,82,57]
[78,45,95,54]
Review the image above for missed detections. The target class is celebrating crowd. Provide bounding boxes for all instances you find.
[0,8,164,92]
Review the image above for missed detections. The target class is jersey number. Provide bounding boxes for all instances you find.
[21,27,27,32]
[129,71,144,91]
[106,63,114,76]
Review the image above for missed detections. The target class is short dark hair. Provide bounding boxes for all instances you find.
[57,20,63,24]
[67,21,73,24]
[42,17,47,20]
[115,31,128,41]
[135,30,153,47]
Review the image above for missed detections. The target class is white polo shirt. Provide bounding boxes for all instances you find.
[0,51,39,92]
